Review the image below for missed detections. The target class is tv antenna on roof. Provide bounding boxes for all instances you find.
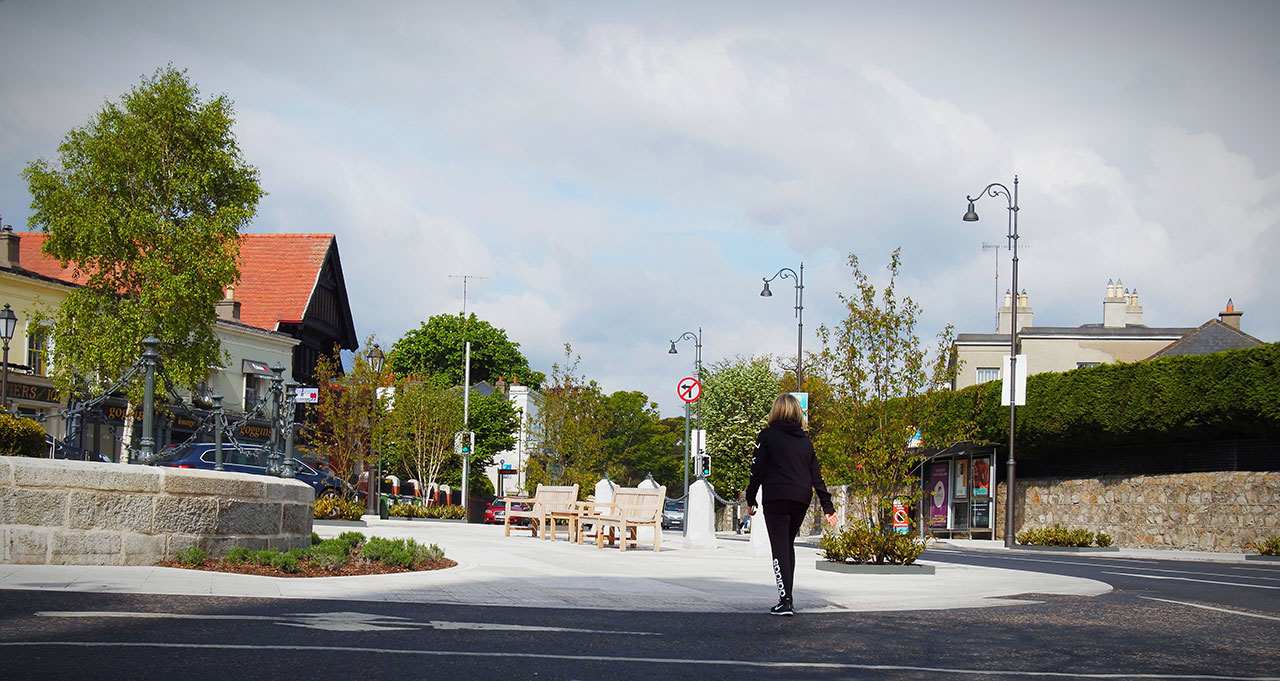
[982,242,1002,328]
[448,274,488,319]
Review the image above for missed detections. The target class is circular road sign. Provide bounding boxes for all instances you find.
[677,377,702,403]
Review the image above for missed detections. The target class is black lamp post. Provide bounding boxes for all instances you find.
[668,328,702,521]
[760,264,804,391]
[0,304,16,412]
[963,176,1020,548]
[366,344,385,516]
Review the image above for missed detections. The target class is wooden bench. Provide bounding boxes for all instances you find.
[503,484,580,538]
[591,486,667,552]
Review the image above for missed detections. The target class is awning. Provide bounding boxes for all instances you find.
[242,359,275,377]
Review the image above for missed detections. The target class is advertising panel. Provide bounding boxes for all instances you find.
[929,462,949,528]
[972,457,991,498]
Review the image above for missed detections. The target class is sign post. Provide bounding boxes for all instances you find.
[677,377,701,535]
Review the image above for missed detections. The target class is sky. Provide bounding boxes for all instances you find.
[1,1,1277,416]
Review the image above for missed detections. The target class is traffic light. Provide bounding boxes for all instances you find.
[698,455,710,477]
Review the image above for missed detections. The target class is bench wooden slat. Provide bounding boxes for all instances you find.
[503,484,580,538]
[592,486,666,552]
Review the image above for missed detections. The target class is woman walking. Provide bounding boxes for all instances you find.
[745,393,837,616]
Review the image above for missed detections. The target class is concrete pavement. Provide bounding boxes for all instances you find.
[0,517,1115,614]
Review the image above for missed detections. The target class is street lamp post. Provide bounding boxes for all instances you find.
[760,264,804,391]
[963,176,1020,548]
[366,345,385,516]
[668,329,703,481]
[0,304,17,412]
[669,328,702,536]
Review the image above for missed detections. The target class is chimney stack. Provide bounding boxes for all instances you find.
[997,289,1034,334]
[0,223,19,270]
[1219,298,1243,330]
[215,285,242,322]
[1103,278,1128,328]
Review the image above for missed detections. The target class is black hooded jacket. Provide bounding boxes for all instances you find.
[745,419,834,514]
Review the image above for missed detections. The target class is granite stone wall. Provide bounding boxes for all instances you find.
[0,456,314,565]
[998,472,1280,552]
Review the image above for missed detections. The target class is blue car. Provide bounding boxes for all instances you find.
[156,442,349,498]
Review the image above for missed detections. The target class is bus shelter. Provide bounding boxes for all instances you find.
[919,442,998,539]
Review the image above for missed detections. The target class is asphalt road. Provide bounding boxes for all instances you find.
[3,549,1279,681]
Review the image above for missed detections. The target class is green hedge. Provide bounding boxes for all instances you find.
[0,414,49,457]
[934,342,1280,460]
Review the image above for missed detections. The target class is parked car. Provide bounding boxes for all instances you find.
[484,498,532,525]
[661,499,685,530]
[46,435,111,463]
[156,442,350,498]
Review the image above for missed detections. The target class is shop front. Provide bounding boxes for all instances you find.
[921,442,998,539]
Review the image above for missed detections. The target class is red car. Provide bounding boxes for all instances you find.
[484,498,533,525]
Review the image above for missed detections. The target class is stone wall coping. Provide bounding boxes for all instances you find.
[2,455,313,500]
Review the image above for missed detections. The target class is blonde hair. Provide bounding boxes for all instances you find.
[767,393,804,426]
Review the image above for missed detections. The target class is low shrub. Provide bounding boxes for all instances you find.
[0,413,51,458]
[314,496,365,520]
[1249,536,1280,556]
[174,546,207,567]
[820,524,928,565]
[427,505,467,519]
[311,532,322,545]
[1017,524,1113,548]
[224,547,252,564]
[389,503,426,518]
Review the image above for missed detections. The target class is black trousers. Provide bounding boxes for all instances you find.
[764,499,809,601]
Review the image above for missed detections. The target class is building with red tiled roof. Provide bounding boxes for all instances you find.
[18,232,357,386]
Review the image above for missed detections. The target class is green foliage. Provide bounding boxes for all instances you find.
[305,340,384,491]
[311,532,322,545]
[600,390,681,487]
[1249,536,1280,556]
[22,66,263,399]
[313,495,365,520]
[466,392,519,470]
[1016,524,1108,547]
[0,414,51,457]
[389,503,425,518]
[935,343,1280,458]
[1096,533,1115,548]
[389,313,544,388]
[359,536,440,569]
[820,524,928,565]
[174,546,207,567]
[526,345,609,494]
[224,547,251,564]
[388,503,466,519]
[381,377,463,493]
[812,250,964,527]
[699,357,781,497]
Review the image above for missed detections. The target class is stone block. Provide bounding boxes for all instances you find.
[216,499,280,535]
[8,527,49,564]
[165,534,199,556]
[161,468,266,499]
[122,533,167,565]
[51,530,122,565]
[199,535,266,556]
[267,534,309,552]
[154,496,218,534]
[265,479,315,504]
[69,491,154,532]
[0,457,12,484]
[1,487,69,527]
[281,503,313,535]
[11,457,161,492]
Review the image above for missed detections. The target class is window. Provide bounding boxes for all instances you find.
[26,326,49,376]
[976,367,1000,384]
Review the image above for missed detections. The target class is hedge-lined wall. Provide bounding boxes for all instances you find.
[932,342,1280,460]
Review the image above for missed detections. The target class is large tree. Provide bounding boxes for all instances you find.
[525,345,609,494]
[304,342,384,495]
[698,356,782,497]
[390,313,544,388]
[22,66,263,404]
[812,249,964,527]
[379,377,463,496]
[601,390,681,487]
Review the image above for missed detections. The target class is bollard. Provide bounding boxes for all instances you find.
[379,494,389,520]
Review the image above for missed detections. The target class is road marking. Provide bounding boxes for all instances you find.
[1139,597,1280,622]
[1102,572,1280,589]
[931,550,1280,582]
[1,641,1275,679]
[35,610,658,635]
